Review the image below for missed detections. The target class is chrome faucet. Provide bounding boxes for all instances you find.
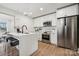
[22,25,27,33]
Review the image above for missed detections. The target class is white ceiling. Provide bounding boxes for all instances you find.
[0,3,72,18]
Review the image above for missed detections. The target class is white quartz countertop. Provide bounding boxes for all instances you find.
[7,32,35,36]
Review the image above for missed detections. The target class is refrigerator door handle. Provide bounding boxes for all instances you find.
[64,18,66,26]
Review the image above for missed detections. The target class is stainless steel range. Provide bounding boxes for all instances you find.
[42,31,51,43]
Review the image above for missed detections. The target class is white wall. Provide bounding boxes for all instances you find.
[15,15,34,33]
[0,5,34,34]
[34,13,57,45]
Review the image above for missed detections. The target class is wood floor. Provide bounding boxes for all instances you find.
[0,46,19,56]
[32,41,79,56]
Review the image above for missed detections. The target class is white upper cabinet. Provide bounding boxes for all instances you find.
[56,8,66,18]
[65,4,78,16]
[56,4,79,18]
[34,13,56,27]
[34,17,43,27]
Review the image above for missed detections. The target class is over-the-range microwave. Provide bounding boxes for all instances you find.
[43,21,52,27]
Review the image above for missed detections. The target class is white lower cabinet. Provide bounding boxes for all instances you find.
[19,34,38,56]
[35,31,42,41]
[57,4,79,18]
[50,29,57,45]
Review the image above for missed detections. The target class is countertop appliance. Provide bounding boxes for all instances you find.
[57,15,79,51]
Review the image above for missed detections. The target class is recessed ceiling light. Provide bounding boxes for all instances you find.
[40,8,43,11]
[24,12,27,15]
[24,12,32,16]
[29,12,32,15]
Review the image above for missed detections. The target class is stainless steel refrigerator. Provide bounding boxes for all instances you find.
[57,16,79,50]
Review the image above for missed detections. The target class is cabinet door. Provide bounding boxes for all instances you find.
[56,8,65,18]
[65,4,78,16]
[34,18,43,27]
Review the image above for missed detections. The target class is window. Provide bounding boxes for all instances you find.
[0,22,7,31]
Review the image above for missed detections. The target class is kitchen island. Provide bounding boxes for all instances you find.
[8,33,38,56]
